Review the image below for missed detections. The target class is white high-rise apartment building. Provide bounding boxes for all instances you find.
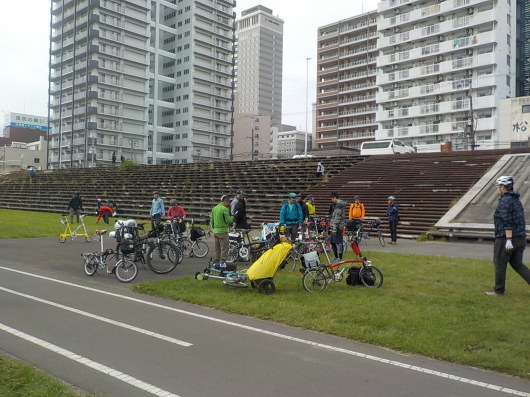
[49,0,235,168]
[376,0,516,151]
[235,5,283,127]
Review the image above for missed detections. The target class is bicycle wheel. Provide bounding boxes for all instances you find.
[377,229,386,247]
[302,269,327,292]
[359,266,383,288]
[146,241,179,274]
[289,243,307,271]
[114,258,138,283]
[227,243,240,262]
[179,238,193,256]
[169,244,184,264]
[83,254,97,276]
[192,240,209,258]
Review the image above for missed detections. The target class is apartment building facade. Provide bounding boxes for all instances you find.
[376,0,516,151]
[49,0,235,168]
[315,12,379,150]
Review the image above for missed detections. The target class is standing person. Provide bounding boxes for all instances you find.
[67,191,83,224]
[230,189,246,216]
[314,161,325,177]
[348,195,365,221]
[299,194,310,239]
[28,166,36,183]
[386,195,399,245]
[210,195,233,268]
[329,192,346,261]
[121,155,125,163]
[150,191,165,229]
[167,199,186,219]
[232,192,250,229]
[306,194,316,217]
[112,152,116,165]
[485,176,530,296]
[279,193,303,242]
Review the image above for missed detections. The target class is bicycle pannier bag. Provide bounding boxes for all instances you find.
[346,266,362,286]
[300,251,320,269]
[190,227,205,241]
[119,239,136,254]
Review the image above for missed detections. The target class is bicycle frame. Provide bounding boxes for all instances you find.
[59,215,91,242]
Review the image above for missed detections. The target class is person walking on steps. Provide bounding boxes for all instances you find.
[329,192,345,261]
[211,195,233,269]
[485,176,530,296]
[67,191,83,224]
[280,193,303,242]
[387,195,399,245]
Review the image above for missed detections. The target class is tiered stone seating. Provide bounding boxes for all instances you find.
[0,157,357,224]
[309,149,530,237]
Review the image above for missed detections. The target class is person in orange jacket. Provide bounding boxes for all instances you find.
[348,195,365,220]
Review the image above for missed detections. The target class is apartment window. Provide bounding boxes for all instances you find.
[506,75,511,86]
[507,34,511,45]
[507,14,511,25]
[522,105,530,113]
[507,55,511,66]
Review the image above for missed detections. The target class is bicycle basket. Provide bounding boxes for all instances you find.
[190,227,205,241]
[118,239,136,254]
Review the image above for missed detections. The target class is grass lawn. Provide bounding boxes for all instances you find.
[0,354,92,397]
[132,250,530,380]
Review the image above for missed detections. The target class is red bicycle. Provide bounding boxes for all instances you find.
[301,240,383,292]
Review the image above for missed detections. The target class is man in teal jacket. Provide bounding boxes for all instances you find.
[279,192,303,242]
[210,195,233,268]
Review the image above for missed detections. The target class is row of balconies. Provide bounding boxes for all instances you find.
[377,52,495,86]
[376,95,495,122]
[378,9,495,50]
[376,117,495,140]
[377,30,494,67]
[379,0,492,30]
[377,74,495,103]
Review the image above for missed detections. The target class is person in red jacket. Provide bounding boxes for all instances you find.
[96,204,114,224]
[167,199,186,219]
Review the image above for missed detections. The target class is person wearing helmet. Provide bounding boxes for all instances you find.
[211,195,234,268]
[67,191,83,224]
[386,195,399,245]
[232,191,250,230]
[280,193,303,242]
[485,176,530,296]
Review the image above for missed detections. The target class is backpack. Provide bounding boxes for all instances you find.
[345,266,362,286]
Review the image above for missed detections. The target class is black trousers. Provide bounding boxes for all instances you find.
[493,237,530,293]
[389,220,398,242]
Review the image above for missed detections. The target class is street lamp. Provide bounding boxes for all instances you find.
[304,57,311,156]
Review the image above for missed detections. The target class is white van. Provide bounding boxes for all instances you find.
[360,139,415,156]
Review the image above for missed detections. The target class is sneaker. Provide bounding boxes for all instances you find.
[484,290,504,296]
[212,263,220,269]
[218,263,227,268]
[332,257,341,262]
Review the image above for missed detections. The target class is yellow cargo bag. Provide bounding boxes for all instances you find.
[246,242,292,281]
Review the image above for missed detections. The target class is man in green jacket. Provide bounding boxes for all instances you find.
[210,195,233,268]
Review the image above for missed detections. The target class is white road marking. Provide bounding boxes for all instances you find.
[0,286,192,347]
[1,266,528,397]
[0,321,182,397]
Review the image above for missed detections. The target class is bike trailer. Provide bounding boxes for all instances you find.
[246,241,292,281]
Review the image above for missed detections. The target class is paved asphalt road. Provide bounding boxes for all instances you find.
[0,236,529,397]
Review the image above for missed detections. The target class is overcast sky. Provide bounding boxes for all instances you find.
[0,0,379,131]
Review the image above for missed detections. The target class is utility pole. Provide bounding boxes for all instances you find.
[304,57,311,156]
[466,78,475,150]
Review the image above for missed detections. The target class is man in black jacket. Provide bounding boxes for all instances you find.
[232,192,250,229]
[67,191,83,224]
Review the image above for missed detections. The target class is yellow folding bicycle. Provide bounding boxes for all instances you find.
[59,214,91,243]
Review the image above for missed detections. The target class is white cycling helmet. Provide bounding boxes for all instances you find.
[495,176,514,187]
[387,195,396,201]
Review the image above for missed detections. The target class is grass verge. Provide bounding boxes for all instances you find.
[0,354,92,396]
[132,251,530,380]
